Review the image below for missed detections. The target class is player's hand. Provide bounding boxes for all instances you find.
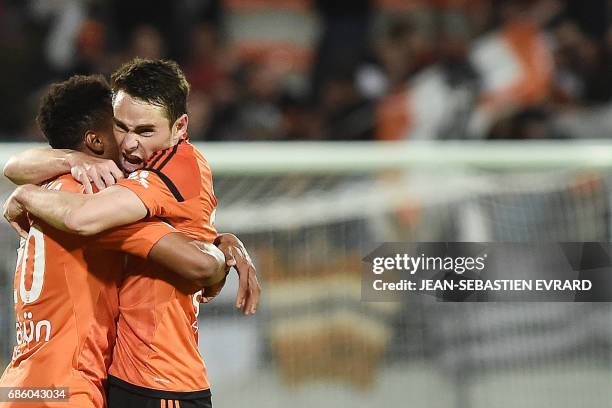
[215,233,261,315]
[3,185,36,238]
[67,151,124,194]
[200,276,227,304]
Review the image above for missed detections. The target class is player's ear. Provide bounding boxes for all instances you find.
[84,130,105,155]
[173,114,189,139]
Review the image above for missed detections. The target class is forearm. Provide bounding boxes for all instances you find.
[8,184,146,237]
[13,185,87,232]
[3,148,73,185]
[149,234,228,287]
[61,186,147,235]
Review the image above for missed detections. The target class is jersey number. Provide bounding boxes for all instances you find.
[18,226,46,304]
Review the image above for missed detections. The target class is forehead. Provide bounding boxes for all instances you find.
[112,90,169,126]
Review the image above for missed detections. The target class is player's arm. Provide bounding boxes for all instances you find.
[149,234,229,287]
[94,223,229,288]
[3,147,123,192]
[4,184,147,237]
[3,147,74,185]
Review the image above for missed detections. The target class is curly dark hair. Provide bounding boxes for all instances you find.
[111,58,190,127]
[37,75,113,150]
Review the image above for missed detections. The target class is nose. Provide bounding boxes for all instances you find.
[122,132,139,152]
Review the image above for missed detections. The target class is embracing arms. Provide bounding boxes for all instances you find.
[148,233,228,288]
[4,184,260,313]
[4,184,146,237]
[3,148,261,314]
[3,147,123,193]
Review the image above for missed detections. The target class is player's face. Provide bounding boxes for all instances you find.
[112,90,184,173]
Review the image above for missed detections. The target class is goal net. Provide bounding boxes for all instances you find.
[1,141,611,408]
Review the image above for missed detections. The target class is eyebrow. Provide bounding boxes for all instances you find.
[113,118,128,129]
[113,118,156,131]
[134,125,156,132]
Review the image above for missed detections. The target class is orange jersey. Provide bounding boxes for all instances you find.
[0,175,175,408]
[110,138,217,394]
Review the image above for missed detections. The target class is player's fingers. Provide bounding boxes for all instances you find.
[73,168,94,194]
[242,268,254,315]
[237,262,250,310]
[82,177,93,194]
[234,250,248,309]
[99,169,116,189]
[108,162,125,180]
[245,268,261,315]
[88,168,105,191]
[234,247,255,313]
[242,268,255,315]
[252,274,261,314]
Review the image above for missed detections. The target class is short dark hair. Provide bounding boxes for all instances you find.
[111,58,190,126]
[37,75,113,149]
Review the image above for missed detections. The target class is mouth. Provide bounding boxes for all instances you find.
[121,153,144,172]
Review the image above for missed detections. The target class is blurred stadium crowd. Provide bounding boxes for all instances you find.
[1,0,612,142]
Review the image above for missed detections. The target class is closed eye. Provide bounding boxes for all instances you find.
[135,126,155,137]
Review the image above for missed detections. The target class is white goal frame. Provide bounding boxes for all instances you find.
[2,140,612,175]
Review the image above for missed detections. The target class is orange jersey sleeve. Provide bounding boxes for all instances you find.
[92,220,176,259]
[118,141,200,216]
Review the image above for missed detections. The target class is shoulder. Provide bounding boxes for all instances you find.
[140,139,200,201]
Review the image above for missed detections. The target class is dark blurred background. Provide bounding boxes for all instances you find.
[2,0,612,143]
